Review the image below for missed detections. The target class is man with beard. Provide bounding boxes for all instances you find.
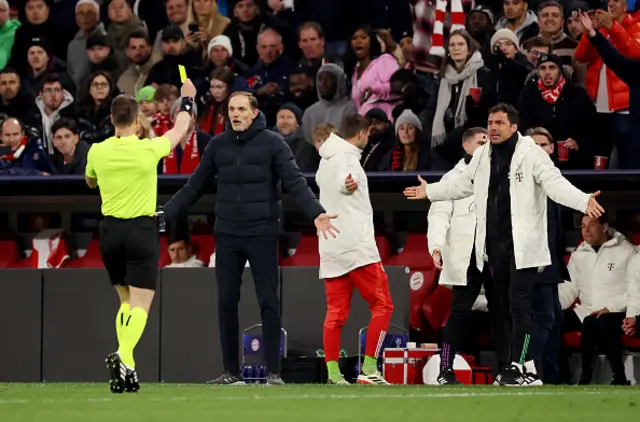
[76,32,124,101]
[467,5,496,61]
[495,0,540,44]
[301,63,357,144]
[361,108,394,172]
[288,66,317,111]
[517,53,596,169]
[0,68,33,121]
[118,31,159,96]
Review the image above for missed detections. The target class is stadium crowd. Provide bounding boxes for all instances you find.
[1,0,640,385]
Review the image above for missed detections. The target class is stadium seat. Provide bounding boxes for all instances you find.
[191,235,215,264]
[631,233,640,245]
[384,234,431,268]
[0,239,21,268]
[159,236,171,267]
[66,239,104,268]
[422,285,453,330]
[375,235,393,262]
[280,235,320,266]
[621,335,640,350]
[562,331,581,349]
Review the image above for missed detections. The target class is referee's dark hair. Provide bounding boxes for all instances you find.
[111,94,139,128]
[488,103,519,125]
[340,114,369,140]
[229,91,259,110]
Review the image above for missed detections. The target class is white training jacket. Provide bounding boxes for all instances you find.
[559,230,635,321]
[427,133,591,271]
[428,158,476,286]
[316,133,380,279]
[626,251,640,318]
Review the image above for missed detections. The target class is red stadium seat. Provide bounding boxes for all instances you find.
[159,236,170,267]
[191,235,215,264]
[631,233,640,245]
[422,285,453,330]
[280,235,320,266]
[562,331,581,349]
[385,234,431,269]
[66,239,104,268]
[621,335,640,350]
[375,235,393,262]
[0,239,21,268]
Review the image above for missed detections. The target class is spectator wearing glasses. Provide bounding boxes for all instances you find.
[522,36,552,68]
[76,32,124,101]
[75,71,117,144]
[25,73,75,155]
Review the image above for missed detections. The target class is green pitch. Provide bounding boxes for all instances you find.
[1,384,639,422]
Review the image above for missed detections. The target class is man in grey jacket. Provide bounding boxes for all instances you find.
[67,0,105,86]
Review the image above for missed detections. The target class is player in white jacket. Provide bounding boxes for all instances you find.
[404,103,604,386]
[316,115,394,386]
[427,127,510,384]
[559,215,634,385]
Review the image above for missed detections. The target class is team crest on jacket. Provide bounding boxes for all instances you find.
[515,172,523,182]
[468,202,476,213]
[608,262,615,271]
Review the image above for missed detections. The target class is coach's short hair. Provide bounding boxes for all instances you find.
[111,95,139,128]
[462,127,488,143]
[525,127,553,143]
[341,114,369,139]
[229,91,259,110]
[488,103,519,125]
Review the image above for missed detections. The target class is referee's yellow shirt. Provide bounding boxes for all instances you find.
[85,135,171,219]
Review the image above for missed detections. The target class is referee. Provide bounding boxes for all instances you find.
[85,79,197,394]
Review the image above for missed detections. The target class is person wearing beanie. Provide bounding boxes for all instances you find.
[494,0,540,44]
[537,1,580,83]
[204,34,251,78]
[484,28,534,108]
[517,52,596,170]
[67,0,106,87]
[74,31,124,101]
[22,37,76,99]
[380,109,431,172]
[565,1,589,40]
[467,4,497,61]
[361,107,395,172]
[145,23,202,88]
[136,86,157,119]
[275,102,319,172]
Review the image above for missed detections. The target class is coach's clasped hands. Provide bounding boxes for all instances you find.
[403,175,428,200]
[315,213,340,240]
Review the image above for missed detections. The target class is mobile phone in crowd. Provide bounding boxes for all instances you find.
[189,23,199,33]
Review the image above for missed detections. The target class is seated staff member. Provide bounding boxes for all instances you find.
[85,79,198,394]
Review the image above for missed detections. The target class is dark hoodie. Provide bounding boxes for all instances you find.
[277,128,320,173]
[76,54,124,101]
[51,140,91,175]
[163,112,325,237]
[145,50,203,88]
[10,20,68,71]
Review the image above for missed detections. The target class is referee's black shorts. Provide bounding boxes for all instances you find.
[99,216,159,290]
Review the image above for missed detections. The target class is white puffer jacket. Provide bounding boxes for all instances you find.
[316,133,380,279]
[559,230,636,321]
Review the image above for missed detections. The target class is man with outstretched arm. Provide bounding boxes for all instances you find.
[404,103,604,386]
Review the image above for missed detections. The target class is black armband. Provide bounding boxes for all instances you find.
[180,96,195,114]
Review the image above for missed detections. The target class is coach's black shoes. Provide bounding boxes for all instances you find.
[437,369,461,385]
[266,373,286,385]
[125,369,140,393]
[106,352,126,394]
[498,364,525,387]
[206,372,247,385]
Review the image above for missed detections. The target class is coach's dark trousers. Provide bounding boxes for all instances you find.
[441,255,511,371]
[489,255,538,366]
[215,234,281,374]
[530,284,562,383]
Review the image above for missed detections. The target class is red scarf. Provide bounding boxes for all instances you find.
[152,112,173,137]
[1,137,27,161]
[538,75,566,105]
[199,106,226,136]
[163,131,200,174]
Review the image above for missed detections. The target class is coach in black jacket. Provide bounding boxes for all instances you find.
[163,92,337,386]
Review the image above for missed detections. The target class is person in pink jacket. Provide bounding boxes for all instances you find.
[348,25,400,121]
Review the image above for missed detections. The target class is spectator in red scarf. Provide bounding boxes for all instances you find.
[517,53,596,169]
[151,84,178,137]
[0,117,51,175]
[162,96,212,174]
[198,66,233,137]
[380,109,431,172]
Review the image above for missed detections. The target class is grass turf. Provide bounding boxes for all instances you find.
[1,383,639,421]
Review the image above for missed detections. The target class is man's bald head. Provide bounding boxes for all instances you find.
[257,28,283,64]
[1,118,25,149]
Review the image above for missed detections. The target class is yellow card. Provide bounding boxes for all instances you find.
[178,65,187,83]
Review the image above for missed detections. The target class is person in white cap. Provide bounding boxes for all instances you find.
[67,0,106,86]
[205,35,251,77]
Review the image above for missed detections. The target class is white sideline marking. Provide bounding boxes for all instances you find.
[0,390,612,405]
